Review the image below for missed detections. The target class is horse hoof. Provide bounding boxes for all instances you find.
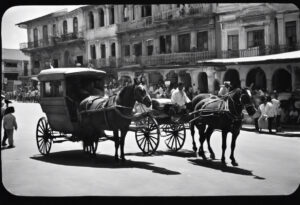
[114,156,119,161]
[210,154,216,160]
[221,158,226,164]
[193,147,197,152]
[231,161,239,166]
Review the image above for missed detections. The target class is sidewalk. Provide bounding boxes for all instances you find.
[242,124,300,137]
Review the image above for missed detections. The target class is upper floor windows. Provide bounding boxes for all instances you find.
[109,7,115,24]
[141,5,152,18]
[73,17,78,33]
[52,24,57,36]
[88,12,94,29]
[123,5,129,22]
[247,30,264,48]
[98,8,105,27]
[286,21,297,47]
[63,20,68,35]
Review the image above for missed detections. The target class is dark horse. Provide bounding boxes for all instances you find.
[190,88,256,166]
[79,79,152,160]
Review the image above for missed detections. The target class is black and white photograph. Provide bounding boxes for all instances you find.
[1,3,300,198]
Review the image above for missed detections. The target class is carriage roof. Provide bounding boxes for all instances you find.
[37,68,106,81]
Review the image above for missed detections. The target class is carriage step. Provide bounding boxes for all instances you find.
[53,140,69,143]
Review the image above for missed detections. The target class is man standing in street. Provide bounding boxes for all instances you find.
[271,91,281,132]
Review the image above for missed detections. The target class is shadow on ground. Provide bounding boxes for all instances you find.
[30,150,180,175]
[188,158,265,180]
[126,149,197,158]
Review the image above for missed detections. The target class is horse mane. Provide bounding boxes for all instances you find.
[116,84,135,106]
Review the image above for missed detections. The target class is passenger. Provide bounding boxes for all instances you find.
[171,82,191,114]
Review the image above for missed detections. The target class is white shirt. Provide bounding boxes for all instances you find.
[259,102,275,118]
[271,98,280,115]
[171,88,191,106]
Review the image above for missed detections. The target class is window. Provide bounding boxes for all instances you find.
[33,28,38,47]
[160,35,171,54]
[247,30,264,48]
[146,40,153,56]
[52,24,57,36]
[124,45,130,56]
[63,20,68,35]
[76,56,83,65]
[88,12,94,29]
[109,7,115,24]
[44,81,63,97]
[228,35,239,50]
[24,62,28,76]
[141,5,152,17]
[285,21,297,47]
[4,62,18,67]
[53,59,59,68]
[178,33,191,52]
[111,43,116,57]
[99,8,105,27]
[123,5,129,22]
[134,43,142,56]
[132,5,135,20]
[101,44,106,58]
[197,31,208,51]
[73,17,78,33]
[34,61,40,68]
[43,25,48,41]
[90,45,96,59]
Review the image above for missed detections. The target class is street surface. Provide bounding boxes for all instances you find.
[1,101,300,196]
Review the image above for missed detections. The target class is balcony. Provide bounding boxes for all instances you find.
[90,57,117,69]
[220,44,300,58]
[117,5,213,33]
[118,51,217,67]
[20,31,84,50]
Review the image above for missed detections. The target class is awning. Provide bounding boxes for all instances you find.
[197,50,300,66]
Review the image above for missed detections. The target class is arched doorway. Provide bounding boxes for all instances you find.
[149,72,163,86]
[64,51,70,67]
[272,69,292,92]
[213,79,220,94]
[166,71,178,89]
[198,72,208,93]
[246,67,266,91]
[223,69,240,89]
[179,71,192,89]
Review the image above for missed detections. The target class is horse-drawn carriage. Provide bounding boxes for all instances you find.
[36,67,256,165]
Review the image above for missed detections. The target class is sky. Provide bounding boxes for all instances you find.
[1,5,83,49]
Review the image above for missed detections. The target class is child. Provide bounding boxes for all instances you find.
[3,106,17,148]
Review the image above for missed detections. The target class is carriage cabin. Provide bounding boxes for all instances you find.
[37,68,106,133]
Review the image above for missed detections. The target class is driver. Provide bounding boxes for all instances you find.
[171,82,191,114]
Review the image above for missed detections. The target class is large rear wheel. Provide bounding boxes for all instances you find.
[36,117,53,155]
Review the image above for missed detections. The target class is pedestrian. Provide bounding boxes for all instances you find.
[266,95,276,133]
[252,94,262,132]
[271,92,281,132]
[258,96,274,133]
[2,106,18,148]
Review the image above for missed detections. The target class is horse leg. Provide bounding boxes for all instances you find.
[230,130,240,166]
[205,126,215,160]
[190,122,197,152]
[197,124,207,160]
[113,130,119,161]
[120,129,128,161]
[221,130,228,164]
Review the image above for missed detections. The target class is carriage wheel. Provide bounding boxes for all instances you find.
[135,116,160,155]
[36,117,53,155]
[83,136,98,156]
[164,123,186,151]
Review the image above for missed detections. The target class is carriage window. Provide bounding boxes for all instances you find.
[44,81,63,97]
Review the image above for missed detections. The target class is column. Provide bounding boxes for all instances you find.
[239,26,246,50]
[142,40,147,56]
[171,34,178,53]
[276,14,285,45]
[105,7,110,26]
[190,31,197,50]
[206,68,215,93]
[115,40,121,67]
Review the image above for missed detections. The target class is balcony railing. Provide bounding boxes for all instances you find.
[219,44,300,58]
[118,51,216,67]
[117,5,212,33]
[90,57,117,68]
[20,31,83,50]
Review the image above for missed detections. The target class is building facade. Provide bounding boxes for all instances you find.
[17,3,300,95]
[1,48,31,92]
